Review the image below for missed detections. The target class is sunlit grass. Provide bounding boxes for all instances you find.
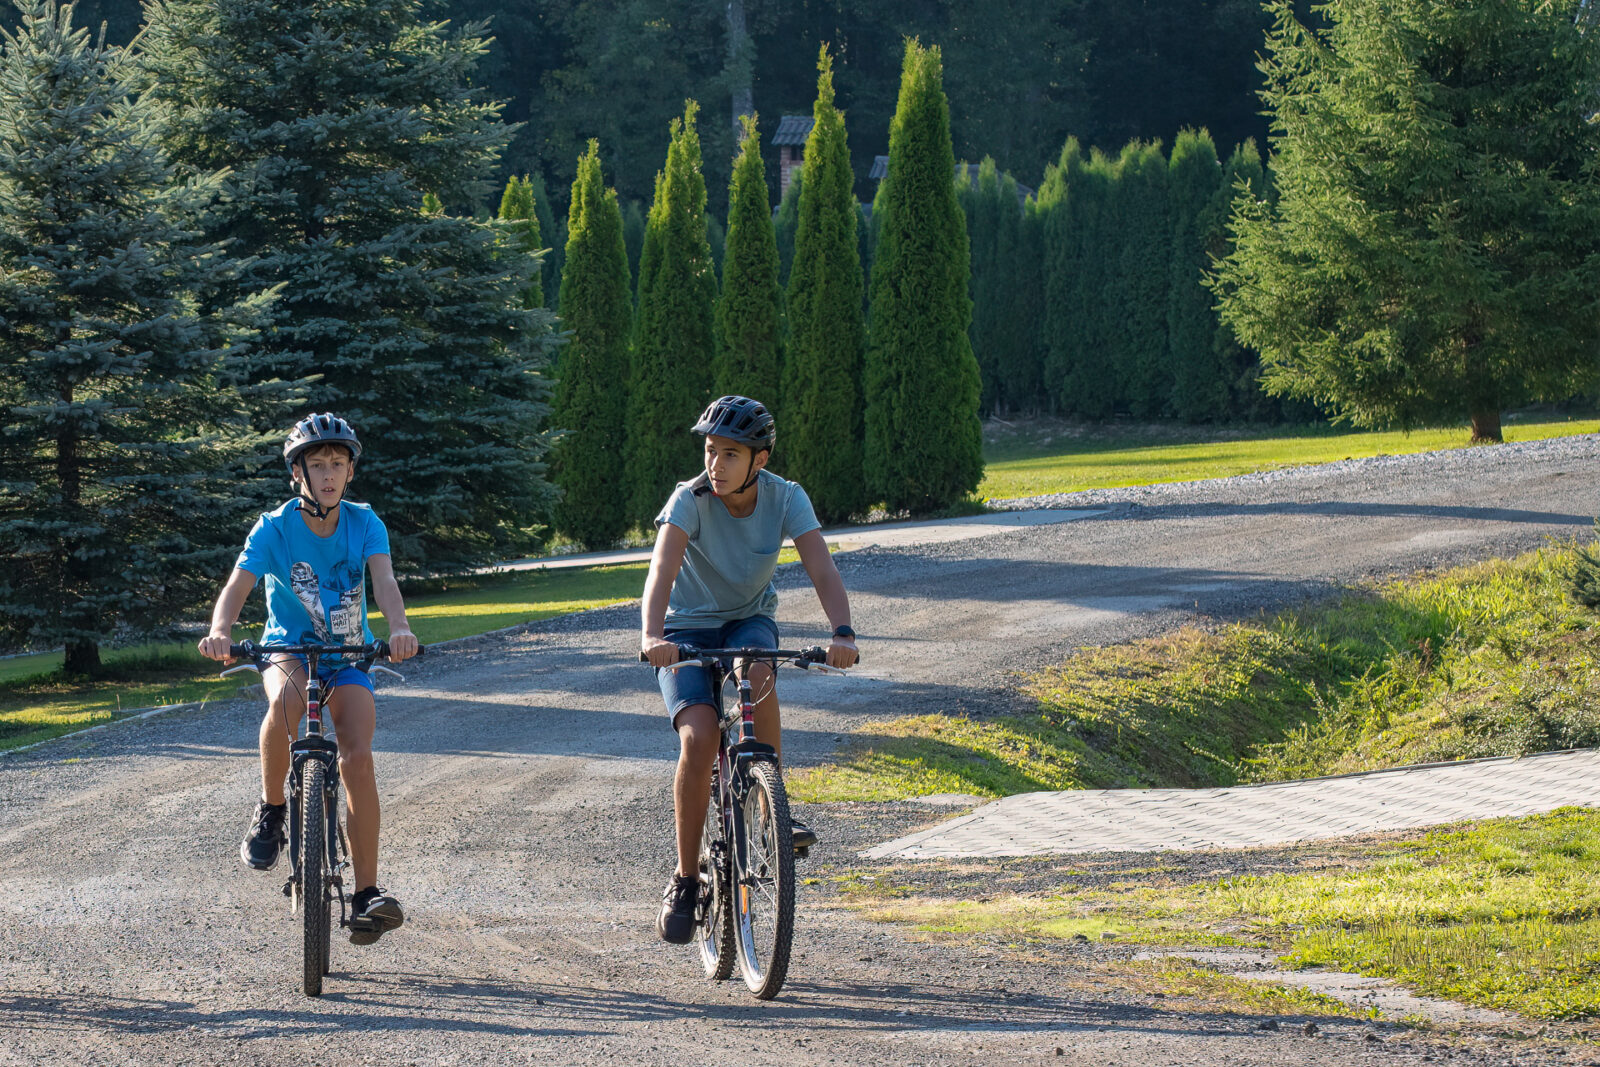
[791,544,1600,802]
[978,417,1596,501]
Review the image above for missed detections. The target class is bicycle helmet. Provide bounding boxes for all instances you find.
[283,413,362,471]
[692,396,775,454]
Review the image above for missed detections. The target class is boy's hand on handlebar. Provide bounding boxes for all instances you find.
[641,635,680,668]
[386,630,419,662]
[827,637,857,670]
[197,632,235,663]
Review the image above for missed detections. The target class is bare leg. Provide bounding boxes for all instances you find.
[673,703,719,878]
[747,661,781,763]
[259,658,307,806]
[328,685,379,891]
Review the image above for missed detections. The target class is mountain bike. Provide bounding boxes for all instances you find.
[220,639,418,996]
[646,644,848,999]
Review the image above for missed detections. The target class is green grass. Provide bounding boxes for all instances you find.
[791,544,1600,803]
[855,810,1600,1020]
[977,416,1596,501]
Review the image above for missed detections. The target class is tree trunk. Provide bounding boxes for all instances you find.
[1469,408,1503,443]
[64,639,101,676]
[57,380,101,677]
[726,1,753,148]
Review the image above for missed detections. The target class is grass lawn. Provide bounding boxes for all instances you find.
[978,415,1597,501]
[791,543,1600,802]
[850,809,1600,1020]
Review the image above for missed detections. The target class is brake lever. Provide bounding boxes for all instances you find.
[220,663,261,678]
[370,664,404,681]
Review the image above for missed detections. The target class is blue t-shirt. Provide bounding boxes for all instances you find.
[654,469,822,625]
[236,499,391,659]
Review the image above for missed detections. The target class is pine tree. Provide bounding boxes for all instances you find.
[141,0,559,571]
[498,174,544,308]
[1213,0,1600,442]
[715,115,782,406]
[0,0,282,673]
[552,141,632,549]
[1166,129,1225,422]
[784,46,867,523]
[626,101,717,527]
[864,40,982,515]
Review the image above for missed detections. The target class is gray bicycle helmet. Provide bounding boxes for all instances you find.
[283,413,362,471]
[692,396,775,453]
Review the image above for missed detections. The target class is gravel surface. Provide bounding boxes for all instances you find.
[1,436,1597,1065]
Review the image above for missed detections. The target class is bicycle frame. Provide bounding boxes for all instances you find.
[284,650,347,924]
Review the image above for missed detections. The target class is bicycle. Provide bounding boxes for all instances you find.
[219,639,419,997]
[645,644,848,999]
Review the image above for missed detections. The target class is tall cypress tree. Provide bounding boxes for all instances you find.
[715,115,782,406]
[0,0,281,673]
[1210,140,1280,421]
[552,141,632,549]
[498,174,545,308]
[1113,141,1171,418]
[784,45,867,523]
[864,40,982,515]
[525,171,563,308]
[1041,139,1116,416]
[141,0,558,571]
[626,101,717,526]
[773,167,802,287]
[622,198,646,288]
[960,157,1019,415]
[1167,128,1226,422]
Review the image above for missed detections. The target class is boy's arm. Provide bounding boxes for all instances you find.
[197,568,259,662]
[641,523,690,667]
[367,554,418,662]
[793,529,857,669]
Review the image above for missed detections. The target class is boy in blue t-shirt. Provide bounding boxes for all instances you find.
[198,413,418,944]
[641,396,858,944]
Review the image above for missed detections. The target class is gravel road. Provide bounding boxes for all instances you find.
[2,436,1596,1066]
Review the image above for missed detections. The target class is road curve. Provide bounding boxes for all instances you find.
[1,436,1594,1066]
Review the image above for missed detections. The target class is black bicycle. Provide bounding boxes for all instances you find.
[647,644,847,999]
[220,639,418,996]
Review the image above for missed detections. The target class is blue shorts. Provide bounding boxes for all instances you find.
[273,655,375,695]
[656,615,779,726]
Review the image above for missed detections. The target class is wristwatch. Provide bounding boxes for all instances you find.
[832,624,856,641]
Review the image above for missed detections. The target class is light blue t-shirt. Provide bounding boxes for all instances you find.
[655,469,822,625]
[236,499,391,659]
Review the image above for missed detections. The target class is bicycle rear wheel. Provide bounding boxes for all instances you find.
[733,761,795,999]
[698,768,735,980]
[300,761,330,997]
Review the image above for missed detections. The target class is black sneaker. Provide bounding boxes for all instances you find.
[657,874,698,944]
[792,818,819,854]
[348,886,404,946]
[240,799,287,870]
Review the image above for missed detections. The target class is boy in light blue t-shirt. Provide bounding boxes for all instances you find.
[198,414,418,944]
[640,396,858,944]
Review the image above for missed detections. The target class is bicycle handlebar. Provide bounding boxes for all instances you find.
[638,644,857,669]
[226,639,425,663]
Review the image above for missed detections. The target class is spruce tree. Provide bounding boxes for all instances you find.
[552,141,632,549]
[140,0,558,571]
[715,115,782,407]
[626,102,717,527]
[498,174,545,308]
[1213,0,1600,442]
[0,0,281,673]
[864,40,982,515]
[1166,129,1225,422]
[784,46,867,523]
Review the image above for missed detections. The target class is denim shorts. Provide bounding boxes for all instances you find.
[656,615,779,726]
[272,655,375,695]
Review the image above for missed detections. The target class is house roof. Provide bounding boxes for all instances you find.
[772,115,815,146]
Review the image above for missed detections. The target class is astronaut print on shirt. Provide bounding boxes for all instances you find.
[288,559,366,644]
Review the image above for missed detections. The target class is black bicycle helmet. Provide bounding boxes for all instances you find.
[692,396,775,453]
[283,413,362,471]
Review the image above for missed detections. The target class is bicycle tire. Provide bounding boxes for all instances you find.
[301,761,330,997]
[733,760,795,999]
[698,769,736,981]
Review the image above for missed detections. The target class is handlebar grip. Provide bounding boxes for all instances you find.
[228,642,252,658]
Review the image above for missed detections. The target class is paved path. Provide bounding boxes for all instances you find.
[494,507,1103,571]
[862,749,1600,859]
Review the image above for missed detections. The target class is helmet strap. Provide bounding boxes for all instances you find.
[294,454,345,521]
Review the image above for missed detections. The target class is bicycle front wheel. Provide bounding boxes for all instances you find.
[300,761,330,997]
[699,768,735,980]
[733,761,795,999]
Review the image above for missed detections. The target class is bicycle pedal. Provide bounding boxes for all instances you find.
[282,878,294,898]
[795,846,811,859]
